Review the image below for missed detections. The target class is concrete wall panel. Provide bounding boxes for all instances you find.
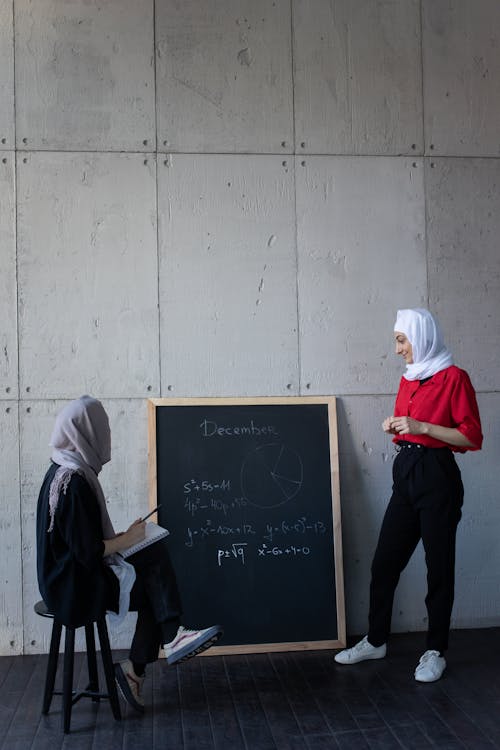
[156,0,293,153]
[297,156,427,396]
[293,0,423,155]
[426,158,500,390]
[158,154,298,396]
[15,0,155,152]
[17,153,159,399]
[21,399,149,654]
[0,153,17,399]
[454,393,500,629]
[20,400,58,655]
[337,394,395,637]
[0,404,22,655]
[423,0,500,156]
[0,0,14,149]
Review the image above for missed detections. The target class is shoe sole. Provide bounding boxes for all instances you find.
[114,663,145,713]
[415,671,446,683]
[167,626,223,666]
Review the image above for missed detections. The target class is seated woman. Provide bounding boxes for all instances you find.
[36,395,222,713]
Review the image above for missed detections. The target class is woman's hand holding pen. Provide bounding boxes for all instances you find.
[103,506,161,556]
[103,519,145,556]
[123,518,146,547]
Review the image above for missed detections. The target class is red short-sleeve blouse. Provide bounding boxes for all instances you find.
[393,365,483,452]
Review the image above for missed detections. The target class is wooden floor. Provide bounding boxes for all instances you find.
[1,628,499,749]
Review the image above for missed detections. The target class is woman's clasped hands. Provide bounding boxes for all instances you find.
[382,415,426,436]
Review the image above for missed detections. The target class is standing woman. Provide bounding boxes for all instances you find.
[37,395,222,713]
[335,308,482,682]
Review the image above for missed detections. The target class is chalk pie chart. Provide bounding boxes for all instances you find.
[240,443,303,509]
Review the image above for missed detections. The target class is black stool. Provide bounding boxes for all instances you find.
[35,601,121,733]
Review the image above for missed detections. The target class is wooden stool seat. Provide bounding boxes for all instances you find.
[35,600,121,733]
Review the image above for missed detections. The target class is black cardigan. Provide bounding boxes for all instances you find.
[36,462,119,628]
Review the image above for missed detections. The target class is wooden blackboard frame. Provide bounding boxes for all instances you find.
[148,396,345,654]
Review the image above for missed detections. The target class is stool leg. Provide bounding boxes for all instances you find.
[62,627,75,733]
[85,623,100,701]
[42,620,62,714]
[96,619,121,721]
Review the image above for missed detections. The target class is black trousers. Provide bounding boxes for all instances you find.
[368,444,464,654]
[126,538,183,664]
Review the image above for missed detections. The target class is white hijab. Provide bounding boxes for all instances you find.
[49,395,115,537]
[394,308,454,381]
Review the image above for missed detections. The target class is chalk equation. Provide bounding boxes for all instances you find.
[258,543,311,557]
[184,495,248,517]
[185,515,327,550]
[263,517,327,542]
[216,542,312,567]
[185,521,256,548]
[184,478,232,494]
[182,477,248,517]
[217,543,248,566]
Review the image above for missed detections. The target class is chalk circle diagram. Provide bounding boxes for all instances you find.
[240,443,303,509]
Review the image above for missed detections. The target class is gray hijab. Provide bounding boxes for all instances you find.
[48,395,115,538]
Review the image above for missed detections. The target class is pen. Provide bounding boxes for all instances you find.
[141,505,162,522]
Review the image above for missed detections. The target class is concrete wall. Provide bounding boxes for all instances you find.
[1,0,499,655]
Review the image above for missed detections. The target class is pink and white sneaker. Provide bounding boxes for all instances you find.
[163,624,223,665]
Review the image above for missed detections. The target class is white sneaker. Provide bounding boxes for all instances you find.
[334,636,387,665]
[163,624,223,665]
[414,650,446,682]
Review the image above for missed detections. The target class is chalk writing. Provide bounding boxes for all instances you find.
[184,496,247,517]
[258,544,311,557]
[263,517,327,542]
[182,477,249,516]
[217,543,248,566]
[183,479,231,493]
[183,515,326,552]
[200,419,279,438]
[185,521,256,548]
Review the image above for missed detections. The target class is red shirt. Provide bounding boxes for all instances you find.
[393,365,483,452]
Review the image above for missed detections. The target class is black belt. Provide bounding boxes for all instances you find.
[396,441,425,450]
[395,440,450,452]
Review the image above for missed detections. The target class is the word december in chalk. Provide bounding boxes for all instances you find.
[200,419,279,437]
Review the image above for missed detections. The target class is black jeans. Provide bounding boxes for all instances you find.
[368,443,464,654]
[126,538,183,664]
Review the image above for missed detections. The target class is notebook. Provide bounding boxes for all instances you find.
[119,521,170,559]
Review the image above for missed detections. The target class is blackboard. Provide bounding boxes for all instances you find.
[148,397,345,654]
